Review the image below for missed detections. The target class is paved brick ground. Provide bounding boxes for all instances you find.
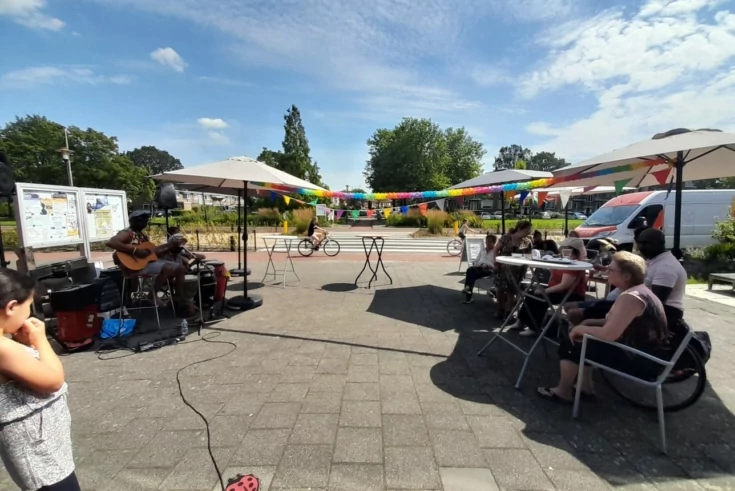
[3,260,734,491]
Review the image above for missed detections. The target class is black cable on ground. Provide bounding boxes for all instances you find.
[96,331,237,491]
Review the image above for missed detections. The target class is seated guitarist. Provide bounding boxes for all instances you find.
[106,210,196,316]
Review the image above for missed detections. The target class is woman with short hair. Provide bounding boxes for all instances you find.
[538,251,668,403]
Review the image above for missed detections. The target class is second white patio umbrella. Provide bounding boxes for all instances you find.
[550,129,735,254]
[153,156,326,311]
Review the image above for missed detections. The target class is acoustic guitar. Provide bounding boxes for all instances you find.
[115,242,169,272]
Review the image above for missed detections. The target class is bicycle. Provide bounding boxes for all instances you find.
[297,232,341,257]
[447,237,464,256]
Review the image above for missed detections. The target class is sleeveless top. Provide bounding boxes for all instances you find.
[113,227,149,267]
[614,285,669,350]
[0,346,74,490]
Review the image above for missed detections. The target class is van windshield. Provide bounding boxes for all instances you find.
[582,205,640,227]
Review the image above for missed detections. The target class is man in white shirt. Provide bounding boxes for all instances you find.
[636,228,687,321]
[462,234,497,304]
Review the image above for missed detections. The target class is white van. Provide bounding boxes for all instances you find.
[574,190,735,250]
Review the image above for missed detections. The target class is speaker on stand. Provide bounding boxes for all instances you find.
[230,189,245,277]
[153,183,179,236]
[0,152,15,269]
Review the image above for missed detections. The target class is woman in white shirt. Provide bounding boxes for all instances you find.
[462,234,497,304]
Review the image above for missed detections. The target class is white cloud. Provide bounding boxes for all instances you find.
[197,118,229,130]
[91,0,575,117]
[198,76,252,87]
[470,65,512,87]
[0,0,64,30]
[149,47,187,72]
[206,131,230,145]
[522,0,735,161]
[0,66,132,90]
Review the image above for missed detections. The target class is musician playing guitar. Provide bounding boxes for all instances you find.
[106,210,197,316]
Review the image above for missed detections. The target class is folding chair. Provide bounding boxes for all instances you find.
[572,328,695,454]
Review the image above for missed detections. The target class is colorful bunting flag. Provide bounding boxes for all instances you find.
[436,199,446,211]
[366,209,374,217]
[537,191,548,205]
[418,203,428,215]
[558,190,572,209]
[652,169,671,186]
[614,178,631,196]
[283,196,290,205]
[519,191,529,204]
[335,210,344,219]
[400,206,408,214]
[505,191,516,201]
[582,186,596,193]
[270,192,277,201]
[350,210,359,218]
[383,208,392,219]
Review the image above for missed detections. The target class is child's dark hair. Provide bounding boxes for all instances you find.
[0,269,35,308]
[486,233,497,242]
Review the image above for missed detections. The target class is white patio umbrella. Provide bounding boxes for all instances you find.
[152,156,326,311]
[550,129,735,253]
[450,169,554,233]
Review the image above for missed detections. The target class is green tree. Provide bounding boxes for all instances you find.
[494,145,532,170]
[0,114,154,203]
[364,118,484,193]
[444,127,485,184]
[514,159,527,170]
[125,145,183,175]
[529,151,569,172]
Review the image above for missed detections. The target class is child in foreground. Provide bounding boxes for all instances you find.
[0,269,78,491]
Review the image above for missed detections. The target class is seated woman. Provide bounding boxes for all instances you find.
[508,238,588,337]
[461,234,497,304]
[538,251,668,403]
[532,230,560,255]
[492,220,533,319]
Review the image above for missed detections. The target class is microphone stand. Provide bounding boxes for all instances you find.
[0,197,10,268]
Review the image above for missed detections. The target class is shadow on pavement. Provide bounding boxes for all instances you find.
[321,283,359,293]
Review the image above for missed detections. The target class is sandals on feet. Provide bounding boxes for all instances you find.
[536,387,573,404]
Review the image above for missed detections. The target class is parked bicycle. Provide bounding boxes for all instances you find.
[297,232,341,257]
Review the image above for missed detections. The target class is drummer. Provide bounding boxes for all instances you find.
[164,227,206,267]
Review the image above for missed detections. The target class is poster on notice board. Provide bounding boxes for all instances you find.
[83,192,127,242]
[21,190,81,247]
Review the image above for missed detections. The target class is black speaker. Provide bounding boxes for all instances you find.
[0,152,15,197]
[154,183,178,210]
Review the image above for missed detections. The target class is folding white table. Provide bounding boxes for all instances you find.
[260,235,300,288]
[478,256,593,389]
[355,234,393,288]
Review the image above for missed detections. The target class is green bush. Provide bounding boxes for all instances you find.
[426,210,448,234]
[291,208,314,234]
[703,242,735,261]
[713,210,735,243]
[453,210,483,228]
[1,229,18,249]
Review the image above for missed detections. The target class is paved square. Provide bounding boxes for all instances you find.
[12,259,735,491]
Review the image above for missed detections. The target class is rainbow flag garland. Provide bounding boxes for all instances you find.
[253,159,663,200]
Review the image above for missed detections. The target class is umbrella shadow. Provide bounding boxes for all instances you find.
[321,283,359,293]
[428,326,735,487]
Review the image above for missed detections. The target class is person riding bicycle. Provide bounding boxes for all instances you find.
[308,216,326,250]
[458,219,475,241]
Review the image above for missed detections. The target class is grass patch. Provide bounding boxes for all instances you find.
[0,220,15,227]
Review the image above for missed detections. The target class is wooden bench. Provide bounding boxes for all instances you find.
[708,273,735,290]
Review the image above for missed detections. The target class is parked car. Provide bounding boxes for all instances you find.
[531,211,551,219]
[480,213,493,220]
[572,212,587,220]
[491,211,504,219]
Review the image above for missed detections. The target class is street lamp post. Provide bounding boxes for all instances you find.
[57,127,74,186]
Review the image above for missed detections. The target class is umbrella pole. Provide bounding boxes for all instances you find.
[500,192,506,235]
[672,151,684,259]
[564,202,569,237]
[230,190,244,276]
[227,180,263,311]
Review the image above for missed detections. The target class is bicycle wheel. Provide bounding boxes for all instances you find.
[447,239,462,256]
[323,239,341,257]
[297,239,315,257]
[601,345,707,412]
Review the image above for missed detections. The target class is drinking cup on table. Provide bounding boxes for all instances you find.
[561,249,572,259]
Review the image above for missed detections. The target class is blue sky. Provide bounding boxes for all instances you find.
[1,0,734,191]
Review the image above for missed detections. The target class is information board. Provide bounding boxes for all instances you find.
[457,237,485,271]
[16,184,84,249]
[316,204,327,217]
[81,189,128,242]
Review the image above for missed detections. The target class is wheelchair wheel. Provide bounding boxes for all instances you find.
[323,239,341,257]
[297,239,315,257]
[601,344,707,413]
[447,239,462,256]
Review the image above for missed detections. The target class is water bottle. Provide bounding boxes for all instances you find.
[180,319,188,338]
